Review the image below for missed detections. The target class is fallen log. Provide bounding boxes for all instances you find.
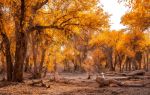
[96,77,148,87]
[122,70,145,76]
[96,77,123,87]
[128,76,150,80]
[29,80,50,88]
[48,77,71,84]
[111,76,150,81]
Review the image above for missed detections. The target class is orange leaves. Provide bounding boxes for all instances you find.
[121,11,150,31]
[90,29,150,58]
[121,0,150,31]
[78,8,109,30]
[120,0,150,58]
[90,30,123,48]
[32,0,109,39]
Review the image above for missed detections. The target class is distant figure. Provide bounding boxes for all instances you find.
[101,72,105,79]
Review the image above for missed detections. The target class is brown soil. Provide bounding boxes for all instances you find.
[0,73,150,95]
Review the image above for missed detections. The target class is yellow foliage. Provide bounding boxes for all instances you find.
[90,29,150,58]
[121,0,150,31]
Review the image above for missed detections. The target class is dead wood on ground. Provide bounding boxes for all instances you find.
[96,77,149,87]
[29,80,50,88]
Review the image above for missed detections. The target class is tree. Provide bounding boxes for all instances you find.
[0,3,13,81]
[0,0,50,81]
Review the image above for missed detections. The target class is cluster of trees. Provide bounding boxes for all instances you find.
[90,30,150,72]
[0,0,149,82]
[89,0,150,72]
[0,0,108,82]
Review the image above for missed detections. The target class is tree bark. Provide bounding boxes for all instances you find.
[106,48,114,71]
[135,52,142,70]
[146,53,149,71]
[2,33,13,81]
[32,34,38,77]
[13,0,27,82]
[24,55,29,72]
[0,8,13,81]
[13,31,27,82]
[38,48,46,78]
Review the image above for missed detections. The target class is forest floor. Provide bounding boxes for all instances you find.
[0,72,150,95]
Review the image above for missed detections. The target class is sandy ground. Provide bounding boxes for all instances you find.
[0,73,150,95]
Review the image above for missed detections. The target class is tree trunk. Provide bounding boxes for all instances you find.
[74,55,80,71]
[13,32,27,82]
[113,54,118,71]
[118,54,124,72]
[146,53,149,71]
[38,48,46,78]
[0,31,13,81]
[1,54,6,79]
[135,52,142,70]
[3,34,13,81]
[0,9,13,81]
[32,37,38,76]
[107,48,114,71]
[13,0,27,82]
[24,55,29,72]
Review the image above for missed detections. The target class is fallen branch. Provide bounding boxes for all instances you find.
[96,77,148,87]
[128,76,150,80]
[96,77,123,87]
[29,80,50,88]
[122,70,145,76]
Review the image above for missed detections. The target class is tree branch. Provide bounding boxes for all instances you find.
[29,25,64,32]
[32,0,48,12]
